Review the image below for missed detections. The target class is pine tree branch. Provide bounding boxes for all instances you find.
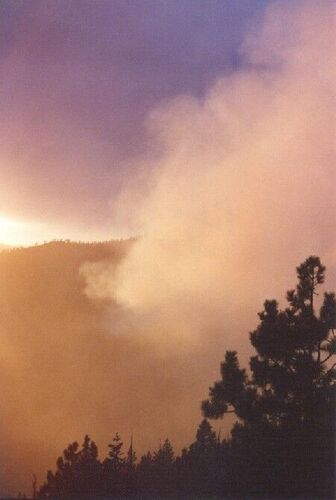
[325,362,336,376]
[270,357,295,373]
[221,404,236,414]
[321,352,334,364]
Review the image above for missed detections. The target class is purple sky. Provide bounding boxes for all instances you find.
[0,0,271,243]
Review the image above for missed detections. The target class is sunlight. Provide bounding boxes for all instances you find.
[0,214,110,247]
[0,215,42,247]
[0,216,22,246]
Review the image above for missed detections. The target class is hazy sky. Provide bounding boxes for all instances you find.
[0,0,271,244]
[0,1,335,495]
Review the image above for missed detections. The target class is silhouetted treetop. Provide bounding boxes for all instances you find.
[202,255,336,427]
[287,255,325,312]
[107,433,124,467]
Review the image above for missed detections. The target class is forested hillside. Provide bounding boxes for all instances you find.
[0,246,334,498]
[34,256,335,499]
[0,239,216,496]
[0,240,133,494]
[0,239,130,306]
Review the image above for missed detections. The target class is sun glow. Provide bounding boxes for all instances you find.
[0,215,55,247]
[0,216,23,246]
[0,214,113,247]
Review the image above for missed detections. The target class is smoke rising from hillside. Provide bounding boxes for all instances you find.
[88,0,335,339]
[82,0,335,483]
[0,1,335,496]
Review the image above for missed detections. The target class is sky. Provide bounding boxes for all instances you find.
[0,0,271,245]
[0,0,335,495]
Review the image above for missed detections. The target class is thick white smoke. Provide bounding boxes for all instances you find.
[86,0,335,353]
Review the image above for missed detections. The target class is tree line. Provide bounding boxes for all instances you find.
[35,256,335,499]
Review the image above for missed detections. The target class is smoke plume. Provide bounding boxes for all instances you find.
[0,1,335,496]
[89,0,335,348]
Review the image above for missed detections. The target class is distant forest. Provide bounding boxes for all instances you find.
[3,250,333,499]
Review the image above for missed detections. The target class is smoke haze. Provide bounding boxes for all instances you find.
[0,1,335,496]
[92,0,335,345]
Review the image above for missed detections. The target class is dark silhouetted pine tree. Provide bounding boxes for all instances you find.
[184,419,224,495]
[152,438,175,496]
[202,256,335,498]
[38,436,101,498]
[103,432,126,496]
